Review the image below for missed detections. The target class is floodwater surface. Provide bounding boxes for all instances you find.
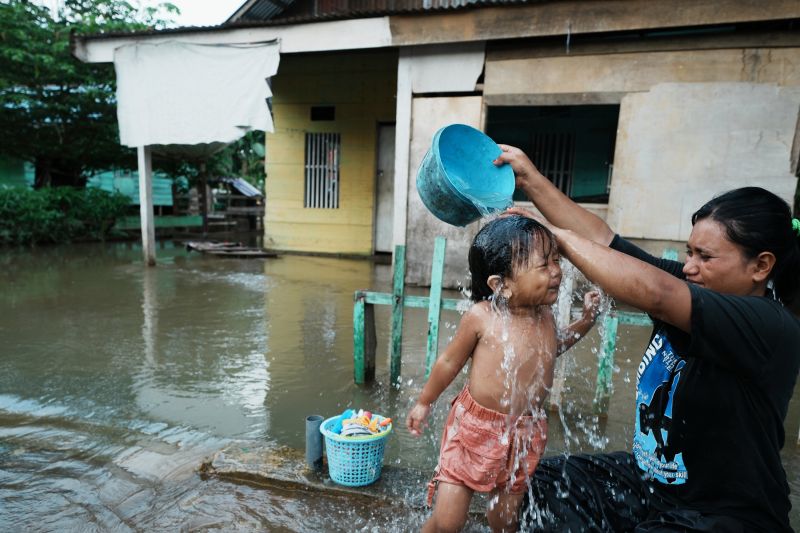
[1,241,798,531]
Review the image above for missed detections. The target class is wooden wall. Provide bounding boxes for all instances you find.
[264,49,397,254]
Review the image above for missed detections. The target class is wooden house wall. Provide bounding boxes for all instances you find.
[264,49,397,254]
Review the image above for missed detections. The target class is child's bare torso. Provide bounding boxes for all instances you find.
[467,301,557,416]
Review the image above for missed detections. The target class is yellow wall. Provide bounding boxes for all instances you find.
[264,50,397,254]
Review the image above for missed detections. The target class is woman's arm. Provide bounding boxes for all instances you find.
[494,145,615,246]
[406,307,481,436]
[555,228,692,332]
[558,291,601,355]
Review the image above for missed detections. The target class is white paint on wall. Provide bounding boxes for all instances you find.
[406,96,483,288]
[74,17,393,63]
[393,52,413,249]
[609,82,800,241]
[409,42,485,94]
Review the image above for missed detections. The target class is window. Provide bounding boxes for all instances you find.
[310,106,335,121]
[304,133,340,209]
[486,105,619,203]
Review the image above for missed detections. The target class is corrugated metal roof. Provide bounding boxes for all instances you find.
[227,0,532,24]
[220,177,263,198]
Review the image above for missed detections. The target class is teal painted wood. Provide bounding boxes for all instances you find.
[425,237,447,378]
[616,311,653,327]
[363,292,462,310]
[390,246,406,385]
[353,292,366,384]
[87,173,174,206]
[662,248,679,261]
[594,314,619,415]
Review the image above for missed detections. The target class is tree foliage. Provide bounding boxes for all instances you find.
[206,131,267,191]
[0,0,178,188]
[0,185,130,244]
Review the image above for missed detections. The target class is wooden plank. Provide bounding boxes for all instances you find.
[363,291,462,311]
[364,302,376,382]
[425,237,446,378]
[390,245,406,386]
[389,1,800,47]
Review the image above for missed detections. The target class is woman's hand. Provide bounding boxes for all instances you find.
[493,144,546,191]
[582,290,602,323]
[406,402,432,437]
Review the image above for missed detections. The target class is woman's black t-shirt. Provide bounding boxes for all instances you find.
[611,235,800,532]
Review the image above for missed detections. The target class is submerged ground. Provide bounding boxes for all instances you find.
[1,241,798,531]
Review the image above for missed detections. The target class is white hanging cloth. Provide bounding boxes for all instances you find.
[114,41,280,148]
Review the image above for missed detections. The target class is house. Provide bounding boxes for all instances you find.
[72,0,800,286]
[0,157,34,189]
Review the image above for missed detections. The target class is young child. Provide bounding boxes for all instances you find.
[406,215,600,533]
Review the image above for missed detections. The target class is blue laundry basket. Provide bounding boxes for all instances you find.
[320,415,392,487]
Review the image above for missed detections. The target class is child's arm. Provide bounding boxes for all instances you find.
[405,306,482,437]
[557,290,601,355]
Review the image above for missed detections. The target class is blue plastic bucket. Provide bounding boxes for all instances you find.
[416,124,515,226]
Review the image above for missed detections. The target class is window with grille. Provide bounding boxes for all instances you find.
[531,132,575,196]
[304,133,340,209]
[486,105,619,203]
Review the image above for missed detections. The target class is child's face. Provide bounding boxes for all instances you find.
[507,245,562,306]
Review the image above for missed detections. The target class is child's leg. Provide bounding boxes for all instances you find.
[486,490,525,533]
[422,482,473,533]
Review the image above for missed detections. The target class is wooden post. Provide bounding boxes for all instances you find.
[137,146,156,266]
[353,291,376,384]
[199,162,209,235]
[549,261,575,411]
[594,313,619,415]
[425,237,446,378]
[392,52,412,251]
[390,245,406,385]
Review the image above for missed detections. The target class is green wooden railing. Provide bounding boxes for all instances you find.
[353,237,676,416]
[354,237,460,386]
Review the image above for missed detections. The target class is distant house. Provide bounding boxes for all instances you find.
[87,169,175,208]
[73,0,800,286]
[0,157,34,189]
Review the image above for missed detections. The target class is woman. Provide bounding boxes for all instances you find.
[494,145,800,532]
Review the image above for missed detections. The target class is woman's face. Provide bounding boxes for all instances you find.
[682,218,761,296]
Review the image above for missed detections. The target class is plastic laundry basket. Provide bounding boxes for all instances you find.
[320,415,392,487]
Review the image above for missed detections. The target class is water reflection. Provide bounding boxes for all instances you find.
[0,241,797,531]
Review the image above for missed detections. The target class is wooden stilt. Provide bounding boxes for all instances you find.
[424,237,446,378]
[353,291,376,384]
[549,262,575,411]
[390,245,406,386]
[137,146,156,266]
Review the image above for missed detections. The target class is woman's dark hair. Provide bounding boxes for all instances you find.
[692,186,800,303]
[468,215,557,302]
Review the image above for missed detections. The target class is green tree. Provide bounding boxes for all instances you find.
[0,0,177,188]
[206,131,267,191]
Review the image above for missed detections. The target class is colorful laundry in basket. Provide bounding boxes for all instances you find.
[332,409,392,438]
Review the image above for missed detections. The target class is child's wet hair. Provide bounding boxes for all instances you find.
[468,215,557,302]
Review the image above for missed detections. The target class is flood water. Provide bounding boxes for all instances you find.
[1,240,798,531]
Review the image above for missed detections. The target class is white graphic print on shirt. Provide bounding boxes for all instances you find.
[633,330,687,484]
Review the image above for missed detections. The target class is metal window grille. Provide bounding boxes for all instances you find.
[304,133,340,209]
[531,132,575,196]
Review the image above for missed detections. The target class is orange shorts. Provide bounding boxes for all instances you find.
[427,384,548,505]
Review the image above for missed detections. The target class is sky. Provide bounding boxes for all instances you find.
[149,0,246,27]
[36,0,247,27]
